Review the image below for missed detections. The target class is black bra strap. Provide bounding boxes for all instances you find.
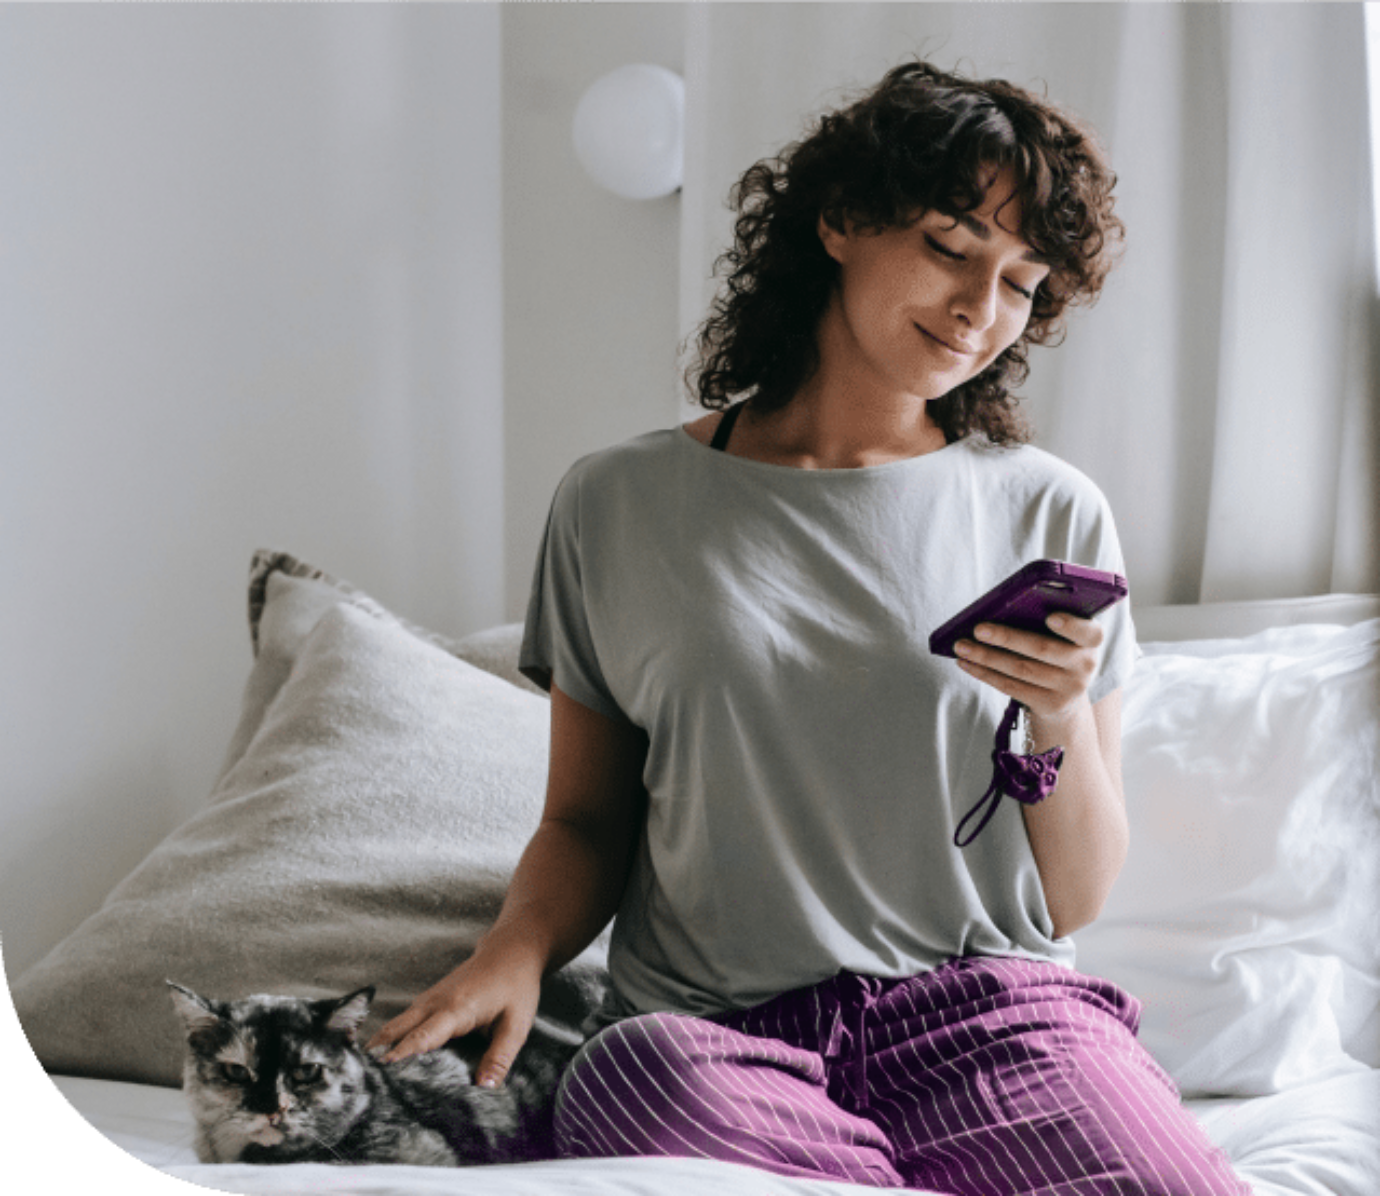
[709,402,745,452]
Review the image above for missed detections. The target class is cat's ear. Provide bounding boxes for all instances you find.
[167,981,225,1037]
[318,986,375,1041]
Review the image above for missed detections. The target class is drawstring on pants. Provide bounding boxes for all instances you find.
[821,973,885,1110]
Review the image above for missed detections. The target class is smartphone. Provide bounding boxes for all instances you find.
[928,560,1128,658]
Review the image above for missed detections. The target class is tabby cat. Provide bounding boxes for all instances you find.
[168,981,577,1166]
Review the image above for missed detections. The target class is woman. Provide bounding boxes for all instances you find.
[370,61,1248,1195]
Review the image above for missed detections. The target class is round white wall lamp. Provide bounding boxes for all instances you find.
[572,64,685,200]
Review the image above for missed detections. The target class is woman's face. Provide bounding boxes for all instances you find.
[818,167,1050,403]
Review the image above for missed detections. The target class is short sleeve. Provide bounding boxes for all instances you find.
[1082,495,1138,708]
[518,466,626,722]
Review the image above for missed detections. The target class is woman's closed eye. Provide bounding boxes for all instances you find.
[925,235,1037,300]
[925,234,965,261]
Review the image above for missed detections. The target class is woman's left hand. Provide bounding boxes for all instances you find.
[953,613,1102,731]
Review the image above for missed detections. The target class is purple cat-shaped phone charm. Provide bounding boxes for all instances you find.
[953,698,1064,848]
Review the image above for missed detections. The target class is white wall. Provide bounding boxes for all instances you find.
[0,4,503,978]
[501,3,686,618]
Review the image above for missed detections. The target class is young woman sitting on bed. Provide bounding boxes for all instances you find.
[369,60,1250,1195]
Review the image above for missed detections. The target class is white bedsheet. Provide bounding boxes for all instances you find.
[48,1072,1380,1196]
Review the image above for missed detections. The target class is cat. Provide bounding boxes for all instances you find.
[168,981,578,1166]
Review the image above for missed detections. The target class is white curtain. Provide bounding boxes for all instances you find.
[678,2,1377,607]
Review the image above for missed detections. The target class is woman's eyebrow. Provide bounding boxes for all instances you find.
[953,212,1049,265]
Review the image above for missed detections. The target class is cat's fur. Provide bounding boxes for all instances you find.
[168,982,577,1166]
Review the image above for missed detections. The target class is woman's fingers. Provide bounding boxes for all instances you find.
[476,1006,536,1089]
[367,1008,422,1054]
[382,1012,469,1063]
[973,616,1101,659]
[370,1002,465,1062]
[362,958,540,1073]
[1042,612,1104,648]
[367,979,480,1061]
[954,615,1103,717]
[955,650,1051,708]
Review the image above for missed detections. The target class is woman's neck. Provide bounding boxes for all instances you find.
[733,294,949,468]
[730,381,948,470]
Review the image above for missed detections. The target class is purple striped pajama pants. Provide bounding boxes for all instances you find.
[554,956,1250,1195]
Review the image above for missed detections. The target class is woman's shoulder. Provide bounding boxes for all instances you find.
[962,439,1111,503]
[548,427,688,507]
[681,410,723,447]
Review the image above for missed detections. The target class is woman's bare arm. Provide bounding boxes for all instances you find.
[366,683,648,1085]
[953,614,1128,939]
[1018,690,1127,938]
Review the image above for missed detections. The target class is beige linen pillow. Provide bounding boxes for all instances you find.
[11,594,590,1088]
[218,550,538,781]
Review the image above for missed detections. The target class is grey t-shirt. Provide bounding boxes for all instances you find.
[520,427,1137,1019]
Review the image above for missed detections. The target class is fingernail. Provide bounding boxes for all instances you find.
[974,625,993,642]
[478,1076,499,1089]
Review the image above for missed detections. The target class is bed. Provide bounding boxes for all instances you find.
[9,550,1379,1196]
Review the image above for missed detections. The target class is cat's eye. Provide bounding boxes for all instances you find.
[220,1062,251,1083]
[291,1063,323,1085]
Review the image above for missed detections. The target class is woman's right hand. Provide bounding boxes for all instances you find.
[367,685,647,1087]
[366,940,543,1088]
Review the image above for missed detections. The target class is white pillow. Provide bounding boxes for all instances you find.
[1074,618,1380,1097]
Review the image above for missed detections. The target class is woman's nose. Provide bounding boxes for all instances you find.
[950,271,1000,332]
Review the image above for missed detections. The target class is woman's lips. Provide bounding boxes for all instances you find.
[916,324,975,356]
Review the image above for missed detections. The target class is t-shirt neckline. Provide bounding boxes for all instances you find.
[676,421,968,477]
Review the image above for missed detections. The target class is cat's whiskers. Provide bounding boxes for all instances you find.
[297,1126,349,1165]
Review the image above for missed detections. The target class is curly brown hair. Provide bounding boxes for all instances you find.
[685,60,1124,445]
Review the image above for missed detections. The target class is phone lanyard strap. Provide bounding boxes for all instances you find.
[953,699,1064,848]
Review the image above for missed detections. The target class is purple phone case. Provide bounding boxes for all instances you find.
[928,560,1129,658]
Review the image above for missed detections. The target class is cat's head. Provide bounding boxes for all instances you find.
[167,981,375,1163]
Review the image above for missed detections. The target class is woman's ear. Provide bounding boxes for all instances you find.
[817,212,850,264]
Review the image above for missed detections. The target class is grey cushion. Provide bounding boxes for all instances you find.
[12,554,598,1088]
